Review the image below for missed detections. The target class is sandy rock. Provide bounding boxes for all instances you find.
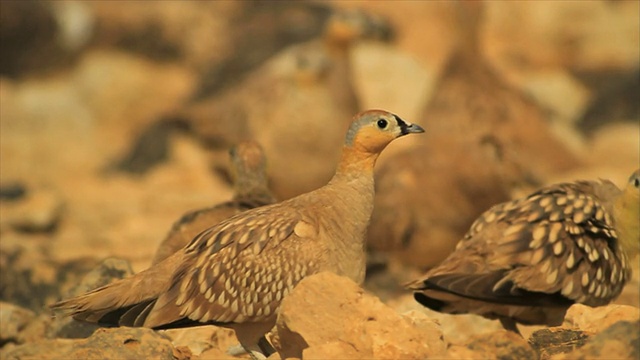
[0,1,84,78]
[0,232,96,312]
[65,257,134,297]
[2,327,181,360]
[483,1,640,72]
[562,303,640,334]
[0,302,36,345]
[73,50,195,136]
[552,321,639,360]
[160,325,237,357]
[444,345,484,360]
[0,182,27,201]
[48,134,230,272]
[389,293,506,345]
[529,328,590,360]
[88,2,331,81]
[446,330,537,360]
[272,272,444,359]
[196,347,237,360]
[0,186,64,233]
[15,313,49,345]
[50,257,134,339]
[88,1,238,67]
[0,49,195,186]
[160,327,215,356]
[303,341,360,359]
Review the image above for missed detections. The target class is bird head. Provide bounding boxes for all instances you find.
[229,141,270,196]
[616,169,640,258]
[230,141,267,174]
[344,110,424,154]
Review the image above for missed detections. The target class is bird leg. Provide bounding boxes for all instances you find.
[258,335,275,356]
[226,343,247,356]
[226,337,274,358]
[232,322,276,360]
[499,317,522,337]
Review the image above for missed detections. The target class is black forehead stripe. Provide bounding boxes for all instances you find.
[392,114,404,126]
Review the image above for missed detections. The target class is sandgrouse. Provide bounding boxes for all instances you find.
[416,0,579,178]
[181,8,391,200]
[368,1,581,270]
[152,141,276,265]
[51,110,424,359]
[408,169,640,334]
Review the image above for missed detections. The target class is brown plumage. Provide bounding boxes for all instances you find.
[408,170,640,334]
[368,1,580,270]
[417,1,580,178]
[151,141,276,265]
[51,110,424,359]
[181,8,391,199]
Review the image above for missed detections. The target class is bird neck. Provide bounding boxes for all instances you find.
[322,28,353,58]
[614,189,640,259]
[320,145,377,285]
[233,175,274,204]
[331,145,378,183]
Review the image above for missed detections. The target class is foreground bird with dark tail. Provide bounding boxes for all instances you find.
[51,110,424,359]
[408,169,640,335]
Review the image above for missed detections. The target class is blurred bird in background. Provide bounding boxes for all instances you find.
[368,1,580,272]
[151,141,276,265]
[113,7,393,201]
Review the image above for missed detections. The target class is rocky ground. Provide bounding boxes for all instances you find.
[1,1,639,359]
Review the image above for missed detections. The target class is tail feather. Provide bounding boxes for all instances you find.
[50,251,185,326]
[409,271,573,307]
[117,300,155,326]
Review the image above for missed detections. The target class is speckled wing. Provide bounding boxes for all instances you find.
[416,180,630,308]
[152,197,276,265]
[140,205,320,328]
[173,195,276,232]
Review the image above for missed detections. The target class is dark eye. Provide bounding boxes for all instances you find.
[377,119,388,129]
[634,177,639,188]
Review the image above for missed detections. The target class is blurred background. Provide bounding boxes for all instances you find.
[0,0,638,342]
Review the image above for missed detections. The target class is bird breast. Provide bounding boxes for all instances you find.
[308,181,374,285]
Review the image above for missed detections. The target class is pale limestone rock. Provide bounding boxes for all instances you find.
[529,327,590,360]
[563,304,640,334]
[552,321,639,360]
[0,187,64,233]
[2,327,181,360]
[446,330,537,360]
[0,302,35,344]
[160,325,237,356]
[272,272,445,359]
